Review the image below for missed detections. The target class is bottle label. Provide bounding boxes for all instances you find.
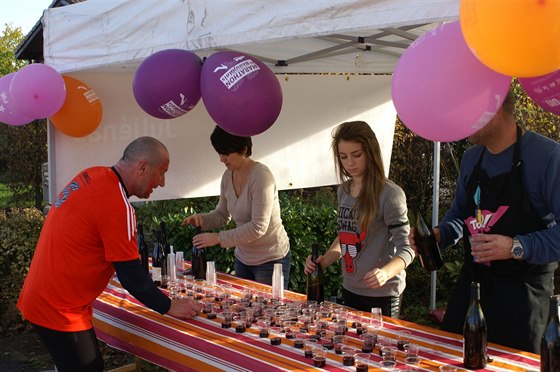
[152,267,162,281]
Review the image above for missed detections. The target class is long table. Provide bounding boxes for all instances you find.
[93,269,540,371]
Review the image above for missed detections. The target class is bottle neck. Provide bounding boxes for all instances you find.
[549,296,560,323]
[470,283,480,304]
[311,244,319,261]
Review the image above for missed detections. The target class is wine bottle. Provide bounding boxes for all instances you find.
[136,223,149,274]
[191,226,207,280]
[463,281,487,370]
[158,222,170,286]
[413,209,443,272]
[151,231,165,287]
[159,221,171,256]
[541,295,560,372]
[306,243,325,303]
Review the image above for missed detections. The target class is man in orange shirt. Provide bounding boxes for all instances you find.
[18,136,200,371]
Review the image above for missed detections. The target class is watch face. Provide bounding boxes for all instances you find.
[513,245,523,259]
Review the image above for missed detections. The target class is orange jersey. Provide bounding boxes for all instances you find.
[18,166,139,331]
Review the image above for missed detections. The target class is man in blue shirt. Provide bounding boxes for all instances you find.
[412,89,560,353]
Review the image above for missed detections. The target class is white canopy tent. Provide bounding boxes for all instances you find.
[42,0,459,309]
[42,0,459,202]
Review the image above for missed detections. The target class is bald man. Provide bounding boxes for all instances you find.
[18,137,200,371]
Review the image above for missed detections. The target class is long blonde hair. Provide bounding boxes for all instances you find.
[332,121,385,231]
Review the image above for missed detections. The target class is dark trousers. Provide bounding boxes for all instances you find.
[342,287,403,318]
[234,250,291,288]
[32,322,104,372]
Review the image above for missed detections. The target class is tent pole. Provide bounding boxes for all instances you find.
[430,141,441,311]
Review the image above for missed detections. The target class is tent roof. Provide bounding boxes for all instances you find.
[33,0,459,74]
[15,0,85,62]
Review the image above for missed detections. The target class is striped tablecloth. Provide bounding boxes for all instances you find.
[93,270,540,371]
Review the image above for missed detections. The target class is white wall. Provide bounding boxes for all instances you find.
[48,73,395,202]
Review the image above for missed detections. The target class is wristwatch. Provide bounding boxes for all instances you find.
[511,238,524,260]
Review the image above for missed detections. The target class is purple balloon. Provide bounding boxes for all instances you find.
[519,69,560,116]
[9,64,66,119]
[0,73,33,126]
[133,49,202,119]
[391,21,512,142]
[201,51,283,136]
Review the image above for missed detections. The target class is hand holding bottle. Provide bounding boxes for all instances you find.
[409,226,441,254]
[192,232,220,248]
[167,298,201,319]
[304,254,324,275]
[411,210,443,272]
[182,213,203,226]
[306,243,325,303]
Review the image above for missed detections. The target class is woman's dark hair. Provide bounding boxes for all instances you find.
[210,126,252,156]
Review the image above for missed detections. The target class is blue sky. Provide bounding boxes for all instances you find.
[0,0,53,34]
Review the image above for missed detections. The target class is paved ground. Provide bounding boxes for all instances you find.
[0,331,54,371]
[0,331,168,371]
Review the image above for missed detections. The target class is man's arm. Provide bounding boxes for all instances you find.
[114,260,200,318]
[113,259,171,314]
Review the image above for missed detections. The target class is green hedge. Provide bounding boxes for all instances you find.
[1,188,457,336]
[133,187,341,300]
[0,208,44,334]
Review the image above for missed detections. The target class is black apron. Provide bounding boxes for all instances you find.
[441,127,557,353]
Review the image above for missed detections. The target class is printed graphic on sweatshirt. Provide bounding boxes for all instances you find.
[339,231,367,274]
[338,205,367,275]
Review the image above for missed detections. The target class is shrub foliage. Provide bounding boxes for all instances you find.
[0,208,44,333]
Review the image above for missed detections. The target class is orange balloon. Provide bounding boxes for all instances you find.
[50,76,103,137]
[460,0,560,77]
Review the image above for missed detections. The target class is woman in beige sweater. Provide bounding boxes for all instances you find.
[183,126,291,287]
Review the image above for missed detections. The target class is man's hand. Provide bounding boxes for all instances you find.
[470,233,514,262]
[409,227,441,256]
[167,298,201,319]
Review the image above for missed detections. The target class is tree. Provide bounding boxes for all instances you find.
[0,24,48,209]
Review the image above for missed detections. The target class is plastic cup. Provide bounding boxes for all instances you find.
[359,332,377,353]
[381,346,397,362]
[257,316,271,338]
[439,365,458,372]
[233,315,247,333]
[355,353,371,371]
[370,307,383,329]
[303,338,318,359]
[379,359,397,371]
[406,343,419,359]
[294,332,307,349]
[333,334,347,354]
[397,330,411,351]
[312,346,327,368]
[341,346,357,367]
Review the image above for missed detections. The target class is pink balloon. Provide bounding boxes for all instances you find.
[201,51,282,136]
[133,49,202,119]
[519,69,560,116]
[391,21,512,142]
[0,73,33,126]
[9,64,66,119]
